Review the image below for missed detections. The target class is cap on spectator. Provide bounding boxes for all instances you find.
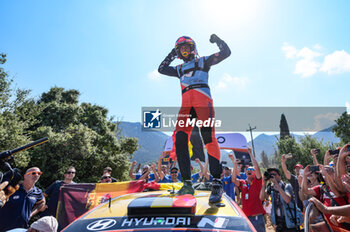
[31,216,58,232]
[104,167,112,172]
[171,167,178,172]
[224,166,230,170]
[294,164,303,169]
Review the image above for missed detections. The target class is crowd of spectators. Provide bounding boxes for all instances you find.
[1,144,350,232]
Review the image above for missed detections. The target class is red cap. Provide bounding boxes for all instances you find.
[294,164,303,169]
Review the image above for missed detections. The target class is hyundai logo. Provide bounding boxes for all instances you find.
[87,219,117,231]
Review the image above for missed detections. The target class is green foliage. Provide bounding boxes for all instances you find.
[1,55,138,189]
[0,53,32,168]
[27,87,138,188]
[276,135,331,177]
[333,112,350,144]
[260,150,270,169]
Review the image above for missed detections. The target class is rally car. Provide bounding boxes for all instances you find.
[61,182,256,232]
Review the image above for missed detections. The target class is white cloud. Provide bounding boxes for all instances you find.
[282,43,298,59]
[283,43,350,77]
[297,47,321,60]
[294,59,321,78]
[147,69,161,80]
[313,112,340,131]
[214,73,249,92]
[320,50,350,74]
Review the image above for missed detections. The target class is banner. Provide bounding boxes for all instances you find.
[57,181,183,228]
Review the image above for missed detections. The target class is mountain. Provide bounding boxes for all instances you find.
[312,125,340,144]
[248,126,340,161]
[118,121,340,165]
[118,122,169,164]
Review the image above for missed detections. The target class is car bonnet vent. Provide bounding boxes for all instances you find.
[127,194,196,216]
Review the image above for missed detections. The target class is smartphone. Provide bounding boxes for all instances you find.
[315,149,320,154]
[285,153,293,159]
[329,149,340,155]
[309,165,319,172]
[299,169,304,175]
[347,146,350,152]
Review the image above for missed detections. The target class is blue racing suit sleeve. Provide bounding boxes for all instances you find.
[204,38,231,70]
[158,48,179,77]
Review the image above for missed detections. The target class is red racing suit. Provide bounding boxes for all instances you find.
[158,39,231,180]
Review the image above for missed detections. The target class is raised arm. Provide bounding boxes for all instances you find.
[311,149,320,165]
[229,153,240,186]
[337,144,350,179]
[205,34,231,68]
[151,163,159,183]
[249,148,262,179]
[281,154,292,180]
[129,160,137,179]
[157,152,166,181]
[324,150,331,166]
[158,48,178,77]
[301,165,317,196]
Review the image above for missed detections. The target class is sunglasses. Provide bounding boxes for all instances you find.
[66,171,76,174]
[246,168,255,171]
[171,172,178,174]
[102,176,111,180]
[26,171,42,176]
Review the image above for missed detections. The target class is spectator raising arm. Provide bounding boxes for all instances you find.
[129,161,137,179]
[311,149,319,165]
[249,148,262,179]
[337,144,350,183]
[151,163,159,183]
[324,150,331,166]
[301,165,317,196]
[281,154,291,180]
[229,154,240,186]
[157,152,167,181]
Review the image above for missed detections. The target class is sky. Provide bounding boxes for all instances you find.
[1,0,350,139]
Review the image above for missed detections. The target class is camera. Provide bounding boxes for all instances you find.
[264,171,274,180]
[309,165,319,172]
[329,149,340,155]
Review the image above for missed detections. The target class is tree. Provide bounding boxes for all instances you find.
[260,150,270,169]
[279,113,290,140]
[27,87,138,187]
[333,112,350,144]
[0,53,33,168]
[276,135,330,177]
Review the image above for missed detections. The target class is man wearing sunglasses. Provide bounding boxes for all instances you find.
[0,167,45,231]
[100,173,113,183]
[41,166,76,218]
[231,148,266,232]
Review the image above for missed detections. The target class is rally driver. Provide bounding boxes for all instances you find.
[158,34,231,203]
